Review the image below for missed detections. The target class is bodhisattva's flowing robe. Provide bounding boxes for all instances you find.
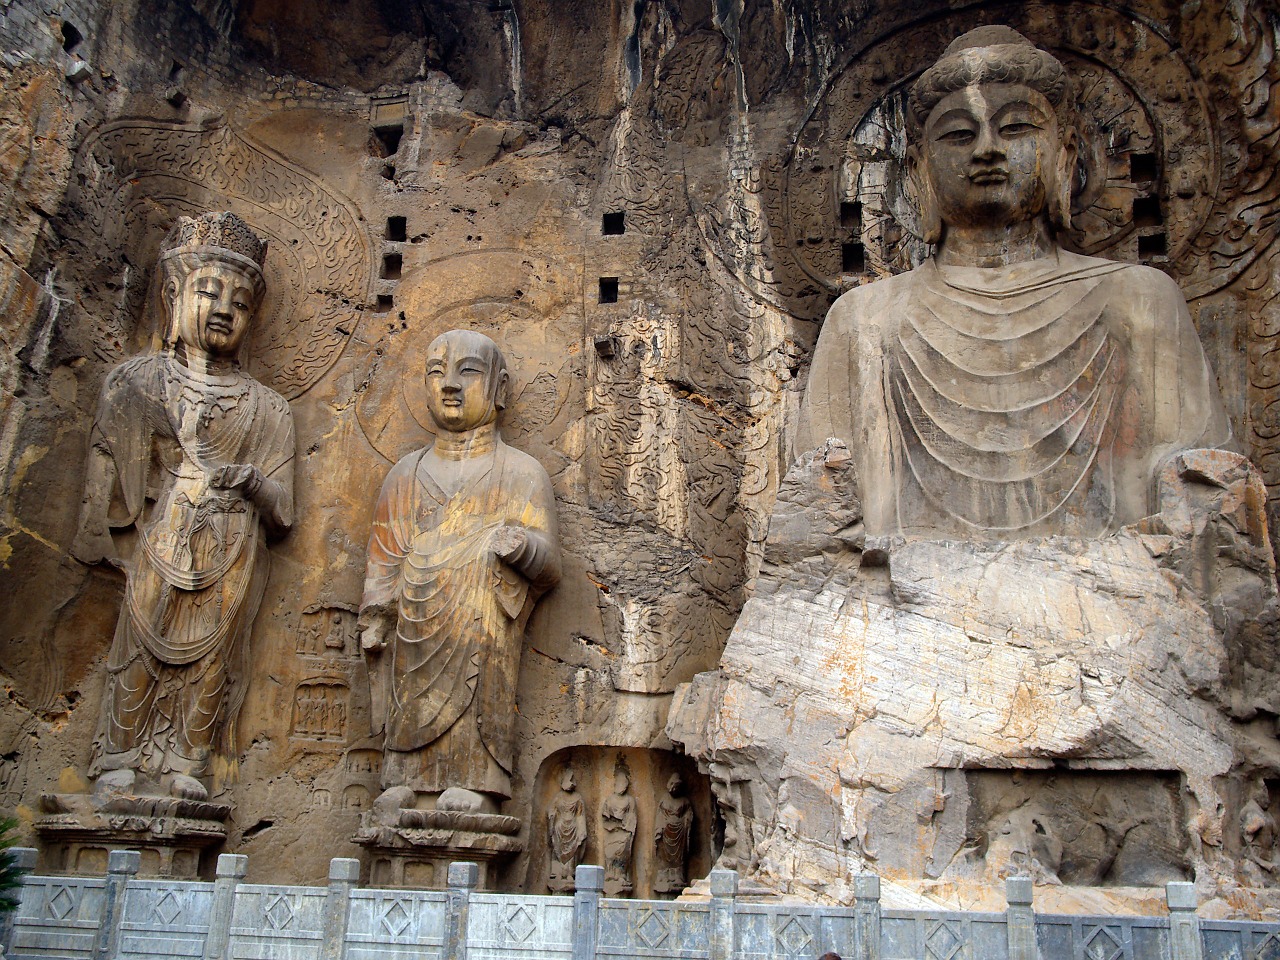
[361,438,560,799]
[601,790,637,891]
[80,354,295,779]
[797,249,1231,539]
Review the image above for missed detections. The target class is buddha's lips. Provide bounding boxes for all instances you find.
[206,318,233,334]
[969,170,1009,184]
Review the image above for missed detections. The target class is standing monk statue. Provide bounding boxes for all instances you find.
[360,329,561,817]
[72,211,295,803]
[797,25,1231,540]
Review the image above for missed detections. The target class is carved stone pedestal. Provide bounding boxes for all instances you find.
[354,810,522,889]
[35,793,229,878]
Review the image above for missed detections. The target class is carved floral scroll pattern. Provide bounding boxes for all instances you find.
[70,119,372,399]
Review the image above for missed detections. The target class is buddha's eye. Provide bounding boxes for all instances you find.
[1000,122,1040,136]
[936,128,976,145]
[233,301,250,311]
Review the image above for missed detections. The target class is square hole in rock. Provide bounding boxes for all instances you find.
[842,241,865,273]
[1132,195,1162,228]
[1129,152,1157,183]
[373,124,403,158]
[1138,232,1167,258]
[598,277,619,304]
[602,211,625,235]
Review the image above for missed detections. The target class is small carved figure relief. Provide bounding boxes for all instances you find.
[547,767,588,892]
[600,763,637,896]
[653,772,693,896]
[359,330,561,815]
[796,25,1231,540]
[1241,781,1277,884]
[290,680,349,741]
[71,211,295,803]
[296,606,357,656]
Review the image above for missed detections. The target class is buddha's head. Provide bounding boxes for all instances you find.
[159,212,267,360]
[424,329,510,434]
[906,26,1077,244]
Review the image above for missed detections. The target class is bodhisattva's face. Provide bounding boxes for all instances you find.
[173,263,259,357]
[425,335,502,433]
[920,82,1065,231]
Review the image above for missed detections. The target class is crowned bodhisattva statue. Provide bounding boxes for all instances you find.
[70,212,295,810]
[356,329,560,885]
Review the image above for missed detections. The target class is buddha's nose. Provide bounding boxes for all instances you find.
[972,125,1002,160]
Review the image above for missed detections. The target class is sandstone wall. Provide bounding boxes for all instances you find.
[0,0,1277,891]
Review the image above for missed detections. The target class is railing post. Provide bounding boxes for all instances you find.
[203,853,247,960]
[709,869,738,960]
[94,849,139,960]
[572,864,603,960]
[1,848,37,954]
[321,858,359,960]
[854,873,881,960]
[1167,882,1204,960]
[1005,876,1036,960]
[444,862,478,960]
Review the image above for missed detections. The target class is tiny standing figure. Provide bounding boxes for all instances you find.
[600,765,638,896]
[547,767,587,892]
[653,772,693,896]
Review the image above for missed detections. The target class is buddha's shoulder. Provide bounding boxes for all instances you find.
[386,447,428,482]
[1063,250,1184,300]
[825,270,918,327]
[498,441,553,482]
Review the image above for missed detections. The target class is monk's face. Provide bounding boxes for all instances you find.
[920,82,1064,231]
[424,332,505,433]
[173,261,259,357]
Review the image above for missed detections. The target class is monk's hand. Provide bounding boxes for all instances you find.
[211,463,264,499]
[360,619,388,653]
[490,524,528,564]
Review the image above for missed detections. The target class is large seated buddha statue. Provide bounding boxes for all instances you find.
[670,27,1280,915]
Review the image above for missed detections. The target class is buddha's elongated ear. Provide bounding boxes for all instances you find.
[160,275,183,345]
[493,366,511,411]
[906,145,942,245]
[1048,126,1079,232]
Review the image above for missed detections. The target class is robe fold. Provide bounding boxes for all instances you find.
[86,354,294,778]
[362,439,560,798]
[797,250,1231,539]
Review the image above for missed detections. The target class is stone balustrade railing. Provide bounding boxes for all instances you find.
[3,847,1278,960]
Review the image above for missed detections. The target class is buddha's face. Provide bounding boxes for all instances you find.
[172,261,259,357]
[918,82,1068,232]
[424,331,506,433]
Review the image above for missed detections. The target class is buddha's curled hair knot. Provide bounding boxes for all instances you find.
[909,27,1070,132]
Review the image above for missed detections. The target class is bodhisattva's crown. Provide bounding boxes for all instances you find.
[162,212,268,268]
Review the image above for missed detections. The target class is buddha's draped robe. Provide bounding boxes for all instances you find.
[361,440,559,798]
[798,250,1230,539]
[87,354,294,778]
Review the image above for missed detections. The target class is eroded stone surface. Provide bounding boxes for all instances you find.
[0,0,1278,907]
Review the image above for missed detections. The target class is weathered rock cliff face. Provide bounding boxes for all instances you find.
[0,0,1277,905]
